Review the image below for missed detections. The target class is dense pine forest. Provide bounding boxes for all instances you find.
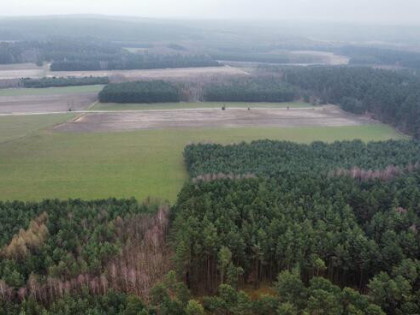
[280,66,420,137]
[99,81,181,103]
[202,78,298,102]
[173,140,420,314]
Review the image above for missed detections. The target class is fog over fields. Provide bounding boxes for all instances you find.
[3,0,420,24]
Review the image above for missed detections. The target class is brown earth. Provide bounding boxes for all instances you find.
[49,66,248,81]
[0,63,46,80]
[0,93,97,114]
[55,105,376,133]
[0,64,247,80]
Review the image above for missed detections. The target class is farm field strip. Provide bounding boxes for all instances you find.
[0,85,103,114]
[0,102,312,116]
[55,105,376,132]
[0,93,98,114]
[0,105,315,116]
[0,113,74,143]
[0,123,407,202]
[91,101,311,111]
[0,64,248,80]
[0,85,104,96]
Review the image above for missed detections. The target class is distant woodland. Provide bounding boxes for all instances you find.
[279,66,420,137]
[0,39,220,70]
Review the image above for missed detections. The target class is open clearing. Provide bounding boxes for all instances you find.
[0,85,102,113]
[0,123,406,202]
[56,105,376,132]
[91,101,311,111]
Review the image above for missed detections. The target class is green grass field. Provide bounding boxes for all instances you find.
[0,85,104,96]
[91,101,311,111]
[0,114,75,143]
[0,119,407,202]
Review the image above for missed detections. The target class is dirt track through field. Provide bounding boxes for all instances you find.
[0,93,97,114]
[54,105,376,133]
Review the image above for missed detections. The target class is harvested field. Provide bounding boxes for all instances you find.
[55,105,375,133]
[0,64,247,81]
[0,63,45,79]
[48,66,248,81]
[0,93,97,114]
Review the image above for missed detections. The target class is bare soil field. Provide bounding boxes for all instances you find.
[0,64,247,81]
[0,63,46,79]
[0,93,97,114]
[48,66,248,81]
[55,105,376,133]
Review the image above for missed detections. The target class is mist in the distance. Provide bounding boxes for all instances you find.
[3,0,420,25]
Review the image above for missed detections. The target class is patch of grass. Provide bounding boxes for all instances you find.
[0,114,74,143]
[91,101,311,111]
[0,124,407,203]
[0,85,104,96]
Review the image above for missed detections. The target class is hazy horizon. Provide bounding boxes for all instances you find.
[3,0,420,26]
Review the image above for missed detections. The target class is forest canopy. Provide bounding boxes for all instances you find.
[98,80,181,103]
[170,139,420,314]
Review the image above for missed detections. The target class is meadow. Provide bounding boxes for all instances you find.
[0,117,407,202]
[0,114,74,143]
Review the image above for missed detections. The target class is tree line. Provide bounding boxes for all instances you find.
[21,76,109,88]
[203,77,298,102]
[339,45,420,69]
[99,76,300,104]
[0,38,220,70]
[99,81,181,103]
[50,53,219,71]
[278,66,420,137]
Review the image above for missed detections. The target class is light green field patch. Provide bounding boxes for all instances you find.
[91,101,311,111]
[0,85,104,97]
[0,123,407,202]
[0,114,75,143]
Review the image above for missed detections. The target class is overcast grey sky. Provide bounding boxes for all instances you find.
[3,0,420,25]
